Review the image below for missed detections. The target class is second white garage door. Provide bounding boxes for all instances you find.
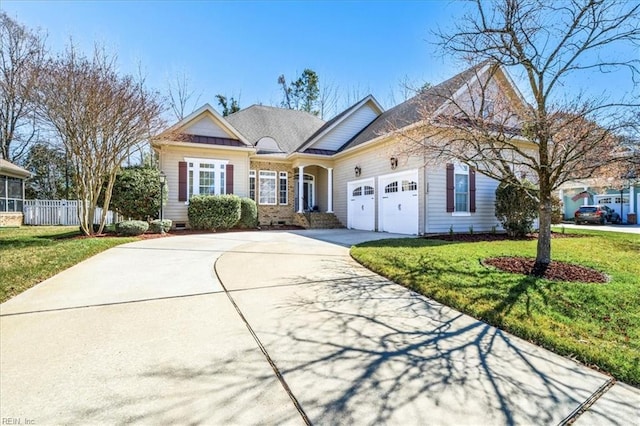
[379,170,419,235]
[347,179,375,231]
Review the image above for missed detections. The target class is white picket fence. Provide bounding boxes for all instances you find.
[23,200,122,226]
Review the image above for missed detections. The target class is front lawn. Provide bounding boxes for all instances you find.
[350,228,640,386]
[0,226,137,303]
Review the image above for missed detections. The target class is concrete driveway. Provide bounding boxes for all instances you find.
[1,230,638,425]
[556,223,640,234]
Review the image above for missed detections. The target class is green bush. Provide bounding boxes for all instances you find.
[115,220,149,236]
[495,180,539,238]
[550,195,563,224]
[188,195,241,230]
[149,219,172,233]
[237,197,258,228]
[109,167,166,220]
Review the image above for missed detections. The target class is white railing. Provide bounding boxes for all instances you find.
[23,200,122,226]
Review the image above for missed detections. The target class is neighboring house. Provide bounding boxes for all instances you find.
[557,179,639,224]
[0,159,30,227]
[152,62,528,235]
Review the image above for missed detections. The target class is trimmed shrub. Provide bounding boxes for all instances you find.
[115,220,149,236]
[237,197,258,228]
[495,180,539,238]
[109,167,166,220]
[188,194,241,230]
[149,219,172,233]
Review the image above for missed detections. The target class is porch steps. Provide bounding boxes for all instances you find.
[294,212,344,229]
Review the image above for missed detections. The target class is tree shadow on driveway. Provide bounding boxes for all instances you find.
[233,275,614,425]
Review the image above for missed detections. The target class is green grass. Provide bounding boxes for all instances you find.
[350,228,640,385]
[0,226,137,303]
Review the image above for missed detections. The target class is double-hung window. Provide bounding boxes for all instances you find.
[186,158,228,199]
[279,172,288,205]
[249,170,256,201]
[259,171,277,205]
[455,164,469,212]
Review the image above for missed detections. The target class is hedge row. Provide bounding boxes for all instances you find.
[188,195,257,231]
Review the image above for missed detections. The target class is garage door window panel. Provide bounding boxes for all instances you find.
[385,182,398,193]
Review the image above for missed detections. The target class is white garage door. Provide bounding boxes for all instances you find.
[348,179,375,231]
[379,171,419,235]
[595,194,630,222]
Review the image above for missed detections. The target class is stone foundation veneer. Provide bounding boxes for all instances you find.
[0,212,23,227]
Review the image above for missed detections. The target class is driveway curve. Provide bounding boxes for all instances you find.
[1,230,638,425]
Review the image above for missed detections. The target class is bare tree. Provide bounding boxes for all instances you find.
[318,79,340,119]
[392,0,639,274]
[35,45,165,235]
[0,13,46,162]
[166,70,202,121]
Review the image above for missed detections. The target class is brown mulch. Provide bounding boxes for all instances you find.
[484,257,608,283]
[423,231,578,242]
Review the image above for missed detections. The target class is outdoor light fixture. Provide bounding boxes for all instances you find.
[355,166,361,177]
[159,171,166,231]
[390,157,398,170]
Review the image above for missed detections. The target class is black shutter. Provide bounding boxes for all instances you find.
[446,163,454,212]
[469,167,476,213]
[225,164,234,194]
[178,161,187,201]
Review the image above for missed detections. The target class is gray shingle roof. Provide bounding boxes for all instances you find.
[0,159,31,178]
[225,105,325,154]
[339,61,491,152]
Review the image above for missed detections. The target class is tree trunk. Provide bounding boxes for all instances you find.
[533,195,552,276]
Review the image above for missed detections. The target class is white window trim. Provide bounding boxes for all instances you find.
[259,170,277,205]
[279,171,288,205]
[184,157,228,203]
[249,170,256,201]
[453,163,470,213]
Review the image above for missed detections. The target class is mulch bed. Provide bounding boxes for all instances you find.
[483,257,608,283]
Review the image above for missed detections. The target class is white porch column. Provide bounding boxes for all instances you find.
[558,189,564,219]
[583,186,589,205]
[327,167,334,213]
[630,185,635,214]
[298,165,305,213]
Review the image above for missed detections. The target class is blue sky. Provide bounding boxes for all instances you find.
[2,1,638,121]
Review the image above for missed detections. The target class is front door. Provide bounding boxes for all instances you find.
[295,174,315,211]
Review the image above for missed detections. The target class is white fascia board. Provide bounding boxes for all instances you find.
[297,95,384,152]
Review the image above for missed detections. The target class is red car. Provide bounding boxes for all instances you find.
[574,205,621,225]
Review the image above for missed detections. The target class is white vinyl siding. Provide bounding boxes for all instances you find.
[259,171,277,205]
[182,116,234,138]
[308,103,379,151]
[427,167,500,233]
